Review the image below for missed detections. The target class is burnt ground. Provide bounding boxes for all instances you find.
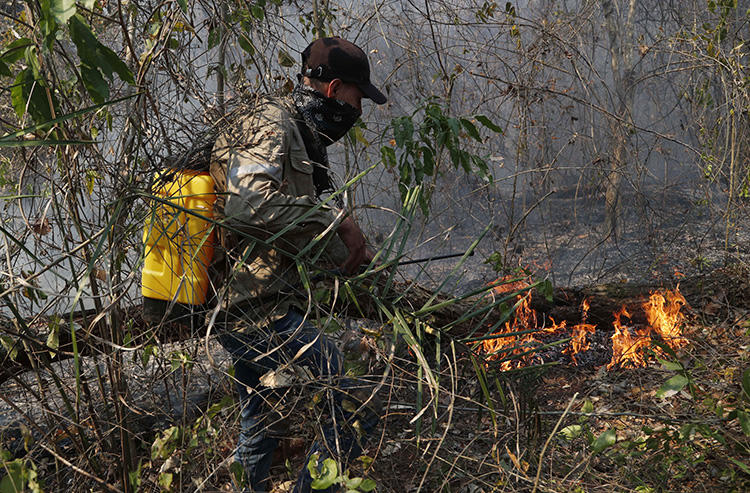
[2,268,749,492]
[393,184,750,295]
[2,184,750,492]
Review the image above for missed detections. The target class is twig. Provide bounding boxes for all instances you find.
[416,342,457,491]
[37,442,123,493]
[531,392,579,493]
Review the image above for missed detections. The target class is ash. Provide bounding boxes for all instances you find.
[522,326,616,369]
[385,185,750,293]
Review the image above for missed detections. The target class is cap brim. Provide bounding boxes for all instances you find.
[359,82,387,104]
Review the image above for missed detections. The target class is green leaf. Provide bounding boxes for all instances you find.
[310,458,338,490]
[39,0,59,44]
[229,461,245,485]
[81,0,95,8]
[380,146,396,168]
[69,14,134,90]
[11,67,55,124]
[46,323,59,350]
[0,39,34,65]
[656,374,689,399]
[422,146,434,176]
[208,26,221,49]
[151,426,181,460]
[307,453,321,479]
[251,5,265,20]
[278,49,295,67]
[729,456,750,475]
[0,335,19,361]
[176,0,188,14]
[742,367,750,400]
[0,459,26,492]
[345,477,363,489]
[559,424,583,440]
[141,344,155,366]
[737,409,750,437]
[51,0,76,24]
[657,356,684,371]
[0,60,10,77]
[475,114,503,133]
[1,91,135,143]
[446,117,460,137]
[25,46,43,80]
[359,479,376,492]
[393,116,414,147]
[678,423,695,440]
[581,399,594,414]
[538,279,553,302]
[85,169,100,194]
[460,117,482,141]
[158,472,173,489]
[128,461,142,491]
[591,429,616,454]
[80,63,109,103]
[351,125,369,146]
[238,35,255,55]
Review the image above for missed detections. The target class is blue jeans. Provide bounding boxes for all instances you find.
[219,309,379,493]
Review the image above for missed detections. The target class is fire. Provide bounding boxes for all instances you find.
[607,306,650,369]
[644,289,688,350]
[479,292,541,371]
[562,298,596,365]
[608,287,689,369]
[477,276,689,371]
[478,277,597,370]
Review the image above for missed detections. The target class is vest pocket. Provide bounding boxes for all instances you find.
[287,156,315,196]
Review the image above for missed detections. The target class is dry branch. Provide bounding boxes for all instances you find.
[2,263,748,381]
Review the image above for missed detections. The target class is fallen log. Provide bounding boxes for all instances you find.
[2,263,748,381]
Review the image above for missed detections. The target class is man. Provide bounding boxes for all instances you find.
[209,37,387,492]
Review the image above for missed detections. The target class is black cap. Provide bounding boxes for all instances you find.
[301,37,387,104]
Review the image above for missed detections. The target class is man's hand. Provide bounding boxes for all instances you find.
[337,215,374,275]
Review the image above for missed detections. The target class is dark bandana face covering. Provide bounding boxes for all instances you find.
[292,84,360,146]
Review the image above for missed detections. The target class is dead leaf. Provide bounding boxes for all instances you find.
[703,301,722,316]
[31,217,51,235]
[505,445,529,476]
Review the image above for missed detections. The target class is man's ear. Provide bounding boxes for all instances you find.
[326,79,342,98]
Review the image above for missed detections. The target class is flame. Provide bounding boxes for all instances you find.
[607,287,689,369]
[643,288,688,350]
[607,306,649,369]
[478,278,596,369]
[477,275,689,371]
[480,292,541,371]
[563,298,596,365]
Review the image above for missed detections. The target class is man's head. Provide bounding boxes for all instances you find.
[300,37,387,110]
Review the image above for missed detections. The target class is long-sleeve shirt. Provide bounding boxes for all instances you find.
[210,95,348,328]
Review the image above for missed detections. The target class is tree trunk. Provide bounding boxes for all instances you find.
[601,0,638,238]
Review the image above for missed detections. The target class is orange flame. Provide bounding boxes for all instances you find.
[643,288,688,350]
[607,306,650,369]
[479,279,597,369]
[563,298,596,365]
[607,287,689,369]
[480,292,540,371]
[478,275,689,371]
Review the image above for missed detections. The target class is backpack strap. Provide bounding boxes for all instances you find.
[208,157,234,287]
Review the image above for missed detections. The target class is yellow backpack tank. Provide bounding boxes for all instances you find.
[142,168,217,324]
